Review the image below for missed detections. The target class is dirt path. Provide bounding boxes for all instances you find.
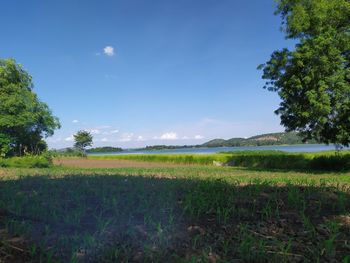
[54,158,184,168]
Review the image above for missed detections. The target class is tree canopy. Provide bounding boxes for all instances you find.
[0,58,60,156]
[74,130,93,152]
[259,0,350,146]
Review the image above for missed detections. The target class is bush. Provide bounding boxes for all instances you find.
[0,155,52,168]
[308,154,350,171]
[49,148,86,157]
[226,153,308,170]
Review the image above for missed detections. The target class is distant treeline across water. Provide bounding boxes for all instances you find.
[88,144,339,155]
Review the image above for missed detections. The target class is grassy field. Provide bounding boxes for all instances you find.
[0,156,52,168]
[89,150,350,171]
[0,161,349,262]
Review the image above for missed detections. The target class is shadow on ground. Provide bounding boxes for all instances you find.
[0,173,349,262]
[224,152,350,172]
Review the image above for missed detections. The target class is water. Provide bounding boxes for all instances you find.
[88,144,341,155]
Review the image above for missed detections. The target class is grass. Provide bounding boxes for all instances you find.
[89,153,230,165]
[88,150,350,171]
[0,155,52,168]
[0,164,349,262]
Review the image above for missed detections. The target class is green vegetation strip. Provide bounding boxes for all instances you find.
[0,166,349,262]
[0,156,52,168]
[89,150,350,171]
[90,153,230,165]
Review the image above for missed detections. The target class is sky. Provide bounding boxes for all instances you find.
[1,0,294,149]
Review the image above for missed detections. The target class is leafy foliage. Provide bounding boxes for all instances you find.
[0,133,12,157]
[259,0,350,146]
[49,148,87,157]
[0,58,60,156]
[0,155,52,168]
[74,130,93,151]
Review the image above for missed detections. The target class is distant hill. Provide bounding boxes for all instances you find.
[83,132,316,153]
[201,132,315,147]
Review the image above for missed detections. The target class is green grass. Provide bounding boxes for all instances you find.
[0,165,349,262]
[0,155,52,168]
[89,150,350,171]
[89,153,231,165]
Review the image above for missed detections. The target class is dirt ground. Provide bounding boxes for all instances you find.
[53,158,184,168]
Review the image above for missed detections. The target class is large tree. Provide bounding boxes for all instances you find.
[0,58,61,156]
[259,0,350,146]
[74,130,93,153]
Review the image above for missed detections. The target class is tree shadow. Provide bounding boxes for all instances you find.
[232,166,349,175]
[225,153,350,174]
[0,173,349,262]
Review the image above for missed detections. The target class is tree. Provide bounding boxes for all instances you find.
[0,133,12,157]
[259,0,350,146]
[74,130,93,153]
[0,58,61,156]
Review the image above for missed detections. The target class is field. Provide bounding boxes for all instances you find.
[88,150,350,171]
[0,156,349,262]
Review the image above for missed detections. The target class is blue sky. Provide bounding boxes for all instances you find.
[1,0,292,148]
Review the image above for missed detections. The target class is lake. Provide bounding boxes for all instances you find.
[88,144,342,155]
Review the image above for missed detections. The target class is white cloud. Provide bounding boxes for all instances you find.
[103,46,115,56]
[136,135,145,141]
[90,126,114,135]
[110,129,119,134]
[119,133,134,142]
[65,135,74,142]
[72,120,79,123]
[101,138,108,142]
[171,118,283,141]
[160,132,178,140]
[182,136,190,140]
[194,135,204,140]
[88,129,101,135]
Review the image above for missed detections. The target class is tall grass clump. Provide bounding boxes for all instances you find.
[49,148,86,157]
[0,155,52,168]
[224,151,308,170]
[308,154,350,171]
[90,150,350,171]
[90,154,230,165]
[223,150,350,171]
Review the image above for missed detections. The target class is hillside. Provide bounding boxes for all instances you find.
[85,132,316,153]
[201,132,315,147]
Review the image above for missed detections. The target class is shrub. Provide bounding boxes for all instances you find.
[0,155,52,168]
[225,151,350,171]
[308,155,350,171]
[48,148,86,157]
